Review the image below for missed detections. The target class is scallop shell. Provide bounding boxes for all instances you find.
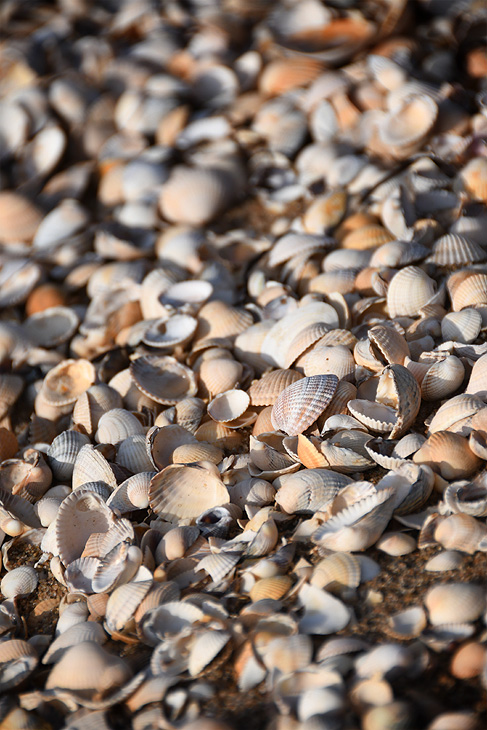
[427,234,486,267]
[466,353,487,398]
[311,552,361,592]
[271,374,339,436]
[424,583,486,626]
[434,513,487,555]
[39,358,96,407]
[149,461,230,523]
[379,94,438,158]
[48,430,91,481]
[387,266,437,318]
[248,369,304,407]
[105,579,153,634]
[130,355,197,406]
[450,272,487,312]
[194,301,254,344]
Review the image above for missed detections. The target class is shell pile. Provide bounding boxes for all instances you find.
[0,0,487,729]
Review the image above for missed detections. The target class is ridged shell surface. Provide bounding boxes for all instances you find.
[271,374,339,436]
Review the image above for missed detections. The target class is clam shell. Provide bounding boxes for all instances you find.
[427,394,485,435]
[248,369,304,407]
[23,306,79,348]
[413,432,483,480]
[194,301,253,344]
[386,606,427,639]
[379,94,438,158]
[249,575,292,602]
[421,356,465,401]
[0,192,43,244]
[130,355,198,406]
[48,430,91,481]
[72,444,118,491]
[159,165,234,226]
[73,384,123,435]
[368,325,409,366]
[466,352,487,398]
[105,579,153,634]
[149,461,230,523]
[0,639,38,690]
[387,266,437,318]
[301,345,355,381]
[441,310,482,345]
[142,314,197,349]
[107,473,153,513]
[268,232,333,268]
[42,622,107,664]
[450,272,487,312]
[208,389,250,424]
[434,513,487,555]
[40,358,96,407]
[0,259,42,307]
[424,583,486,626]
[271,374,338,436]
[1,565,38,599]
[311,552,361,591]
[147,424,197,470]
[95,409,145,445]
[274,469,352,514]
[199,357,243,397]
[424,550,464,572]
[188,629,231,677]
[297,583,351,635]
[427,234,486,267]
[45,641,132,697]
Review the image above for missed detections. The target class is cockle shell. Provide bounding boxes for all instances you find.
[424,583,486,626]
[274,469,352,514]
[0,639,38,691]
[95,409,145,445]
[413,432,483,480]
[420,356,465,402]
[130,355,198,405]
[271,374,338,436]
[1,565,38,599]
[45,642,132,698]
[159,165,236,226]
[0,192,43,244]
[386,266,437,318]
[39,358,96,407]
[441,310,482,345]
[149,461,229,523]
[248,369,304,406]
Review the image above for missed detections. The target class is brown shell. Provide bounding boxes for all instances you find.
[130,355,197,405]
[271,374,338,436]
[248,369,304,406]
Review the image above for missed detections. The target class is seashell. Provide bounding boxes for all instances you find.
[274,469,352,514]
[386,606,427,640]
[45,641,132,698]
[1,565,38,599]
[33,199,89,251]
[0,639,38,691]
[301,345,355,381]
[54,483,118,566]
[159,165,236,226]
[107,473,153,513]
[130,355,198,406]
[196,506,234,539]
[424,583,486,626]
[375,532,416,556]
[379,94,438,159]
[72,444,118,491]
[368,325,409,367]
[142,314,197,349]
[376,364,421,440]
[161,526,201,562]
[441,309,482,345]
[413,432,483,480]
[0,259,42,308]
[271,374,338,436]
[311,552,361,592]
[48,430,91,481]
[149,461,229,523]
[195,301,254,345]
[261,302,340,368]
[95,409,146,445]
[199,358,243,397]
[444,480,487,518]
[427,713,479,730]
[39,358,96,408]
[297,583,351,635]
[427,234,486,267]
[424,550,464,572]
[450,641,487,680]
[421,356,465,401]
[188,629,231,677]
[450,272,487,312]
[22,306,80,348]
[457,157,487,203]
[208,389,250,425]
[320,429,375,473]
[427,394,485,435]
[249,369,304,407]
[282,433,328,468]
[105,579,153,634]
[312,485,396,552]
[147,425,197,471]
[0,192,43,245]
[387,266,437,318]
[249,575,292,602]
[42,621,107,665]
[195,420,243,450]
[268,233,333,268]
[434,513,487,555]
[73,384,123,435]
[466,352,487,398]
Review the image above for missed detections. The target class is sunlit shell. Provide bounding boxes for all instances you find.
[444,480,487,518]
[274,469,352,514]
[387,266,437,318]
[45,642,132,697]
[0,639,38,691]
[424,583,486,626]
[301,344,355,382]
[450,272,487,312]
[159,165,234,226]
[0,259,42,308]
[107,473,153,513]
[48,430,91,481]
[386,606,427,639]
[208,389,250,425]
[105,579,152,634]
[457,157,487,203]
[268,232,333,268]
[368,325,409,366]
[0,192,43,244]
[311,552,361,591]
[194,301,254,344]
[149,461,229,523]
[297,583,351,635]
[40,358,96,407]
[249,575,293,602]
[283,433,328,468]
[199,358,243,397]
[427,234,486,267]
[376,532,416,556]
[73,384,123,435]
[1,565,38,599]
[425,550,464,572]
[22,306,80,348]
[466,353,487,398]
[142,314,197,349]
[434,513,487,555]
[413,432,483,480]
[421,356,465,401]
[427,394,485,435]
[130,355,197,405]
[379,94,438,159]
[95,409,145,445]
[303,190,347,234]
[248,369,304,406]
[441,310,482,344]
[54,484,117,565]
[188,629,231,677]
[271,374,338,436]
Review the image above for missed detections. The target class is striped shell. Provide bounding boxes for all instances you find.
[149,461,229,522]
[271,374,338,436]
